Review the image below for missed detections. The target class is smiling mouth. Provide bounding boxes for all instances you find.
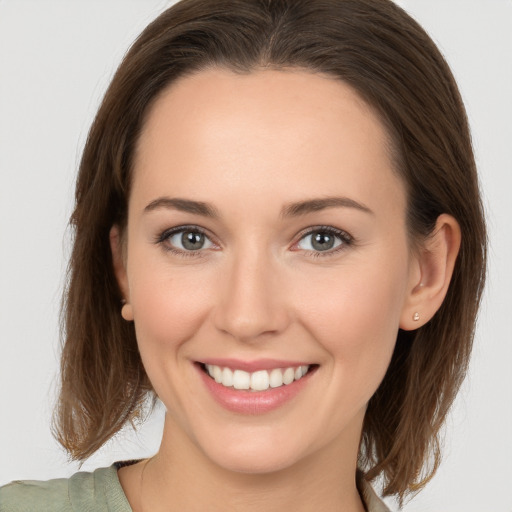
[198,363,318,392]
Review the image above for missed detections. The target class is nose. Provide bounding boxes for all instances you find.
[212,249,290,343]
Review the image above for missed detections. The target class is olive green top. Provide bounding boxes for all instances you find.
[0,462,390,512]
[0,464,131,512]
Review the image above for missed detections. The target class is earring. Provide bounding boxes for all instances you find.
[413,312,420,321]
[121,301,134,321]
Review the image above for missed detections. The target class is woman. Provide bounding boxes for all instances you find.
[0,0,487,510]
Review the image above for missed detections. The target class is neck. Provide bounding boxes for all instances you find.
[134,413,366,512]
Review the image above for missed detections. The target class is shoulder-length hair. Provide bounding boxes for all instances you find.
[54,0,487,502]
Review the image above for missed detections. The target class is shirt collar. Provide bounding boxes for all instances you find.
[357,473,391,512]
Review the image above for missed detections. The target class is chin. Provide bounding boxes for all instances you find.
[212,451,300,476]
[199,433,306,475]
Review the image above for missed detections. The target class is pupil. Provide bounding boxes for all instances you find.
[312,232,334,251]
[182,231,204,250]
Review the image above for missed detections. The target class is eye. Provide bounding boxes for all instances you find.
[296,227,352,254]
[158,226,215,254]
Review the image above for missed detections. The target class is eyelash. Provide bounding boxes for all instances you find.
[294,225,353,258]
[155,225,354,259]
[155,225,213,259]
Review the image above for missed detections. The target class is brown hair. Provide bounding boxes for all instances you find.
[54,0,487,501]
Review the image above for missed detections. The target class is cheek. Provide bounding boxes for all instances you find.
[127,261,217,414]
[296,255,408,381]
[128,258,214,358]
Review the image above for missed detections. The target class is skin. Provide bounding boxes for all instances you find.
[112,68,460,512]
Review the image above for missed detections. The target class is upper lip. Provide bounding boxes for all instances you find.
[198,358,314,372]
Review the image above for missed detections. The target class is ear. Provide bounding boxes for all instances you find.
[110,225,134,321]
[400,214,461,330]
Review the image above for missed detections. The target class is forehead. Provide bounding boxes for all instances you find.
[131,67,405,219]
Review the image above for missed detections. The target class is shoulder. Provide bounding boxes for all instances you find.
[0,464,132,512]
[0,476,71,512]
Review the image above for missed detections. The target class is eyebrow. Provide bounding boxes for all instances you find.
[143,195,373,218]
[281,197,374,217]
[144,197,220,218]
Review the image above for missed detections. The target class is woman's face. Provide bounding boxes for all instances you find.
[115,68,421,474]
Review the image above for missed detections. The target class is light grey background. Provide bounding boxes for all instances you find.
[0,1,510,510]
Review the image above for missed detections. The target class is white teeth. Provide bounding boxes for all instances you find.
[233,369,250,390]
[283,367,295,385]
[269,368,283,388]
[251,370,270,391]
[222,367,233,387]
[204,364,311,391]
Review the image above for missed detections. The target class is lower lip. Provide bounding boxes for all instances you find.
[196,364,316,415]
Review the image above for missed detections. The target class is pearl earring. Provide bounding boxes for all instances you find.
[121,300,134,321]
[413,312,420,321]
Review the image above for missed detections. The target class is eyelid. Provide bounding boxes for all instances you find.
[292,225,354,256]
[155,224,219,256]
[156,224,210,242]
[154,224,354,258]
